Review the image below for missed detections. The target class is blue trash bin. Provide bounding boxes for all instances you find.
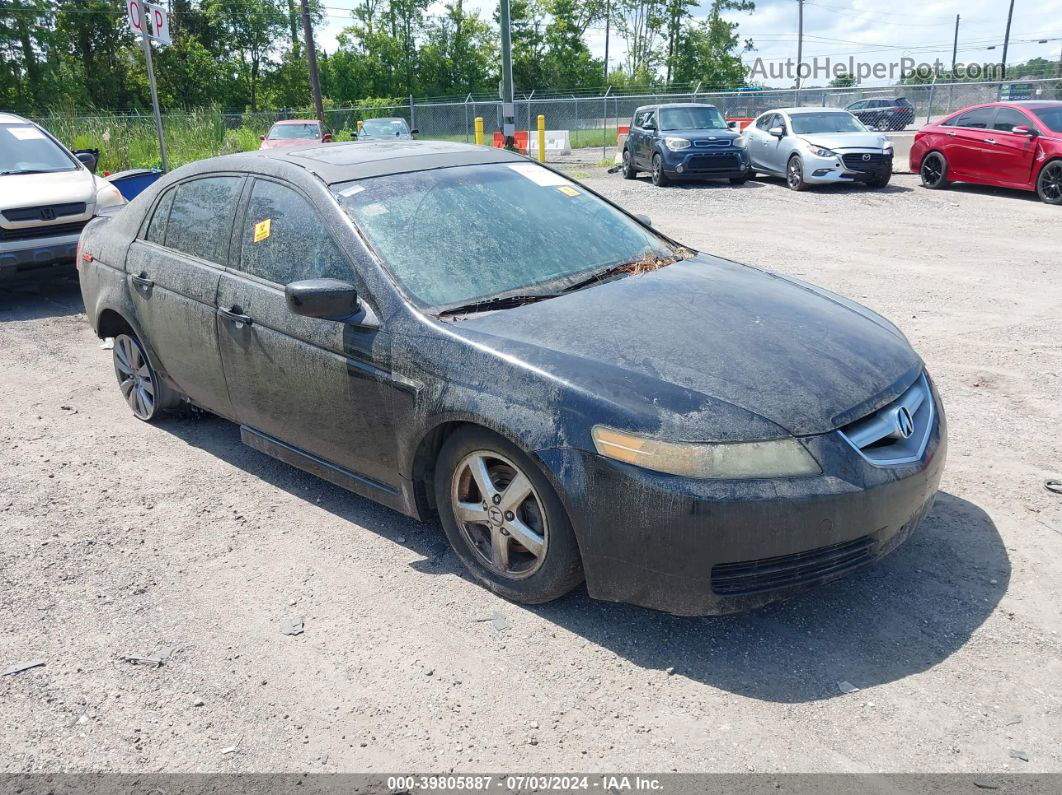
[106,169,164,201]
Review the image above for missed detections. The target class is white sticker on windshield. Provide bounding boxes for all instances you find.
[506,163,572,187]
[7,126,46,141]
[337,184,365,198]
[362,203,388,217]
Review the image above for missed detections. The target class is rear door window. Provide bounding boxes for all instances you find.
[165,177,243,263]
[952,107,995,129]
[236,178,351,286]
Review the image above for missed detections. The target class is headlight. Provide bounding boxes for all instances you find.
[732,136,747,149]
[591,426,821,479]
[95,182,126,210]
[664,137,691,152]
[809,146,837,158]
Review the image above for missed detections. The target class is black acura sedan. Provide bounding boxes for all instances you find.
[78,141,946,615]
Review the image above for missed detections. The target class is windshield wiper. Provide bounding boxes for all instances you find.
[436,292,559,317]
[0,169,52,176]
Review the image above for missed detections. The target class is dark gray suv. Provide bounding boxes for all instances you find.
[621,103,752,187]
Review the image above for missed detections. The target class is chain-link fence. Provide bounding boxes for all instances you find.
[27,77,1062,171]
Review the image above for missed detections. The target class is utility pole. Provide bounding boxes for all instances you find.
[603,0,610,84]
[795,0,805,97]
[951,14,960,73]
[1000,0,1015,80]
[499,0,515,147]
[137,4,168,172]
[300,0,325,128]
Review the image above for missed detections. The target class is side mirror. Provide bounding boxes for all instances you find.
[260,135,266,141]
[644,122,656,131]
[1012,125,1039,137]
[634,214,652,227]
[769,126,785,138]
[410,128,419,136]
[74,150,98,173]
[285,278,359,320]
[322,133,334,142]
[727,120,738,130]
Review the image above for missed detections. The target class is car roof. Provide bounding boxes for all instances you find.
[271,119,320,125]
[0,112,32,125]
[364,117,407,122]
[634,103,718,112]
[769,107,854,115]
[179,140,524,185]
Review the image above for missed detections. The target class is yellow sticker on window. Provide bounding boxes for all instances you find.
[253,218,271,243]
[556,186,580,197]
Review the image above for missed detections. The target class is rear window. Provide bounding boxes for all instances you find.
[951,107,995,129]
[0,123,77,175]
[267,123,320,140]
[165,177,243,263]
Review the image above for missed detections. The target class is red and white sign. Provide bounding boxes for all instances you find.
[128,0,172,46]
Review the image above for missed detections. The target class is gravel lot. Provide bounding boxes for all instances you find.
[2,169,1060,774]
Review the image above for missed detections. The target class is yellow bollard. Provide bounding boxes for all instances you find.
[537,114,546,163]
[356,119,363,135]
[474,116,484,146]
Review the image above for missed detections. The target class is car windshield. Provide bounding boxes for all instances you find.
[268,123,320,140]
[362,119,409,137]
[0,123,77,174]
[333,163,675,310]
[790,112,867,135]
[658,106,727,131]
[1032,106,1062,133]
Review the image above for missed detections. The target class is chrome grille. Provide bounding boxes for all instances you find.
[838,373,934,466]
[693,139,731,148]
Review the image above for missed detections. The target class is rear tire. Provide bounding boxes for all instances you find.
[729,175,748,185]
[112,333,179,422]
[434,426,584,604]
[651,154,670,187]
[1036,159,1062,205]
[621,148,637,179]
[920,152,949,189]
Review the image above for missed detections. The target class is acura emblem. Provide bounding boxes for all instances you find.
[894,406,915,439]
[862,153,872,162]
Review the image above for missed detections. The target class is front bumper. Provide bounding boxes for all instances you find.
[661,146,751,179]
[0,232,81,285]
[801,150,894,184]
[536,395,946,616]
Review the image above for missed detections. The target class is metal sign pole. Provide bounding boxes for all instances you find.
[135,1,168,172]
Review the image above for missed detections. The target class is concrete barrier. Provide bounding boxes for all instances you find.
[526,130,572,156]
[887,132,916,173]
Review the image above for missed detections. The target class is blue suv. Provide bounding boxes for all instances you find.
[622,103,751,187]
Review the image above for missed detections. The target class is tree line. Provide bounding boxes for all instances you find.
[0,0,756,115]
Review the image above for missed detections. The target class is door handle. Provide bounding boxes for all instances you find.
[947,131,957,137]
[131,272,153,289]
[983,138,997,144]
[219,306,253,326]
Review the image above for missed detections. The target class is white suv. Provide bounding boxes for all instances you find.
[1,113,126,286]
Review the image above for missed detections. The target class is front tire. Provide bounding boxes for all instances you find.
[434,427,583,604]
[112,333,179,421]
[786,155,808,191]
[621,148,637,179]
[651,154,670,187]
[1036,160,1062,205]
[729,175,748,185]
[920,152,949,189]
[865,172,891,189]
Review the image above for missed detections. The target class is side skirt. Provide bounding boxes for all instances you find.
[239,426,417,517]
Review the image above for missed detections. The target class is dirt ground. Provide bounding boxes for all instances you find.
[1,169,1060,775]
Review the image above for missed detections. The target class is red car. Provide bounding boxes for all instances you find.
[910,101,1062,204]
[259,119,333,150]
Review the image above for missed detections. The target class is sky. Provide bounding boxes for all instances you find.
[315,0,1062,89]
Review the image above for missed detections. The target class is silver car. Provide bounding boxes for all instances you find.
[357,117,417,141]
[744,108,894,191]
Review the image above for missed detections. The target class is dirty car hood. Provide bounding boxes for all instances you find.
[454,256,922,438]
[0,169,95,211]
[800,131,891,151]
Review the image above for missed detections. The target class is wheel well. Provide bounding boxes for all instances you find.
[96,309,135,340]
[1038,157,1062,177]
[411,421,475,520]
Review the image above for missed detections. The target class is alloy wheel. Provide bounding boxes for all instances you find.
[1038,162,1062,204]
[921,154,945,188]
[113,334,156,420]
[450,450,549,579]
[787,157,803,190]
